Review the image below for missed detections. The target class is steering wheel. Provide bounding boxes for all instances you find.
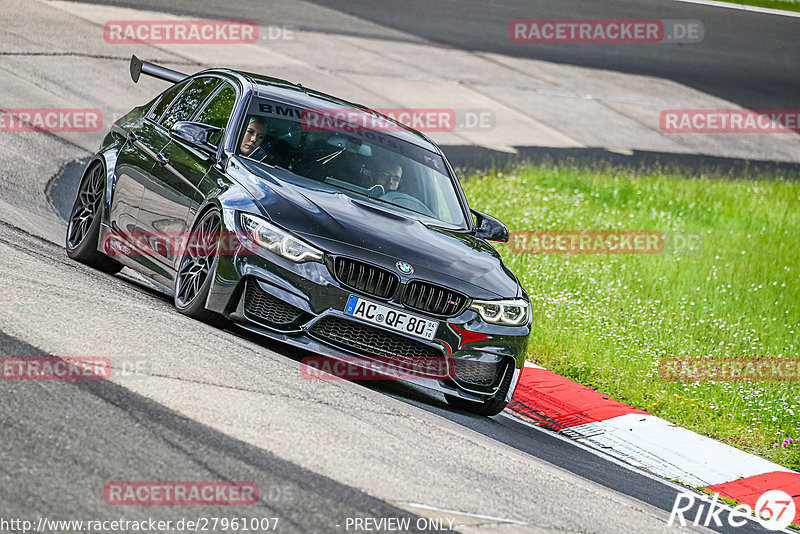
[379,191,436,218]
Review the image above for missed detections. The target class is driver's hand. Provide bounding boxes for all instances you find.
[367,184,385,198]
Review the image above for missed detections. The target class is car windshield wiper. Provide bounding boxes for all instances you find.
[263,161,293,173]
[349,189,431,219]
[316,148,345,165]
[251,151,293,174]
[286,147,346,177]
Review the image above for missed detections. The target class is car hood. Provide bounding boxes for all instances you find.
[234,163,521,299]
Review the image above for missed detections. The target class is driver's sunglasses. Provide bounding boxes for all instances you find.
[380,171,401,183]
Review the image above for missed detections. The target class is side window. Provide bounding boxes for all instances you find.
[160,77,221,130]
[146,80,189,122]
[195,83,237,146]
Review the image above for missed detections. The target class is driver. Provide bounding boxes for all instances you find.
[375,162,403,191]
[367,161,403,197]
[239,116,267,157]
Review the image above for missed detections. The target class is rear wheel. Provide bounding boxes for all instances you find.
[174,209,226,326]
[65,162,122,274]
[444,366,516,416]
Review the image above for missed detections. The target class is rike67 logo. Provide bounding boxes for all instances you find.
[669,490,796,530]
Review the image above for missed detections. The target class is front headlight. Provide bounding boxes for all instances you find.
[470,298,529,326]
[240,213,323,263]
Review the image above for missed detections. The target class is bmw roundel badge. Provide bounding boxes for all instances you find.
[396,261,414,275]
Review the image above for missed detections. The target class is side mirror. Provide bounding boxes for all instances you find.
[169,121,223,158]
[471,209,509,243]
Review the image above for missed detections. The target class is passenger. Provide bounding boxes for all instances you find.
[239,116,267,157]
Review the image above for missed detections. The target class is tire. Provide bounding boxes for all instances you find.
[444,365,516,416]
[174,208,227,326]
[65,162,123,274]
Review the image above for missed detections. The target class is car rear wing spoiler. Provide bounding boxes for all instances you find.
[130,55,188,84]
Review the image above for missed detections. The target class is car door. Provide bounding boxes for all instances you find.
[136,76,222,277]
[177,81,238,229]
[109,79,189,235]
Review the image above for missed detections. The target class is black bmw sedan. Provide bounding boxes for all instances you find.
[66,55,531,416]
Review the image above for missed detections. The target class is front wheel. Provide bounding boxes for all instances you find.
[174,209,226,326]
[65,162,122,274]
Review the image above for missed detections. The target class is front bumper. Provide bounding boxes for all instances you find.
[205,215,531,403]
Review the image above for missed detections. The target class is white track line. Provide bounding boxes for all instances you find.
[394,502,528,526]
[675,0,800,18]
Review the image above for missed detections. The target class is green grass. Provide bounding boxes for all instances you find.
[715,0,800,12]
[462,163,800,470]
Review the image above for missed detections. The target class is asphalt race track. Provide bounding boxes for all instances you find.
[0,1,796,533]
[70,0,800,110]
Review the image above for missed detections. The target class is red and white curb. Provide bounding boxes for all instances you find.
[506,362,800,525]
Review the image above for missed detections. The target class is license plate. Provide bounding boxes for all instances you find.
[344,295,439,341]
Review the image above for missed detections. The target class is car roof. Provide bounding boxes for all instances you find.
[212,69,443,153]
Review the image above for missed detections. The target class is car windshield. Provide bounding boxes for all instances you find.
[235,98,468,228]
